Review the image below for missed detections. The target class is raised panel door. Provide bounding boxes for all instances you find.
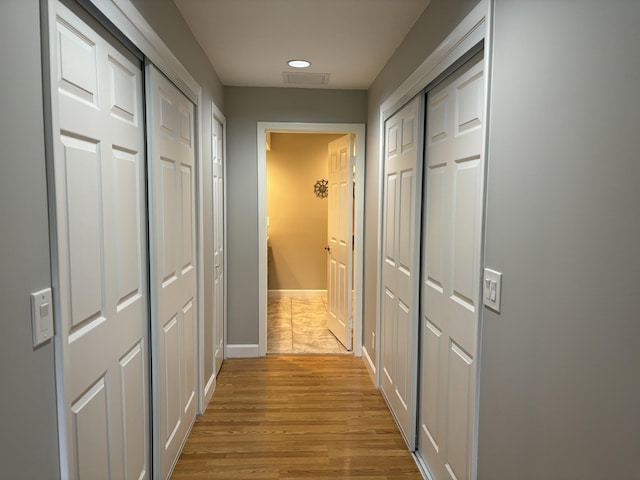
[380,96,423,449]
[418,52,485,480]
[148,65,198,480]
[50,3,148,478]
[327,135,353,350]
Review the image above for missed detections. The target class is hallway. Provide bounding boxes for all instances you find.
[171,355,422,479]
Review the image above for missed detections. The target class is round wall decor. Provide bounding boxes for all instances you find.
[314,179,328,199]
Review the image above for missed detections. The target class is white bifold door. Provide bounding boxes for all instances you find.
[147,66,198,480]
[380,96,423,449]
[326,135,353,350]
[49,3,149,478]
[418,51,486,480]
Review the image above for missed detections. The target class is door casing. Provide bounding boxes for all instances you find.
[257,122,366,358]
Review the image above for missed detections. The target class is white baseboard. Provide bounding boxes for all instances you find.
[203,372,215,409]
[362,345,377,387]
[268,289,327,298]
[225,344,260,358]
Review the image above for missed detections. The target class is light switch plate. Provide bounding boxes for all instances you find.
[483,268,502,313]
[31,287,53,347]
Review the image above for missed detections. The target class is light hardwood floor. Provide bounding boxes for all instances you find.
[171,355,422,479]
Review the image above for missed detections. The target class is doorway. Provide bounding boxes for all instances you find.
[257,123,365,357]
[266,132,349,354]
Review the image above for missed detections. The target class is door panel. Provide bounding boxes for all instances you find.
[51,4,149,479]
[119,342,147,479]
[163,315,180,440]
[380,96,423,449]
[418,52,485,480]
[72,378,110,478]
[183,300,196,411]
[148,65,198,480]
[326,135,353,350]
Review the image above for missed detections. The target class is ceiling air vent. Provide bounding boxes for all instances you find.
[282,71,330,86]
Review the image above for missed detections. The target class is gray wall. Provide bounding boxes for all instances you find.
[225,87,367,344]
[477,0,640,478]
[130,0,225,383]
[364,0,480,363]
[0,0,60,477]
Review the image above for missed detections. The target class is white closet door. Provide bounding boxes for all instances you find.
[380,96,423,449]
[327,134,353,350]
[418,52,486,480]
[147,66,198,480]
[51,3,149,479]
[212,116,225,374]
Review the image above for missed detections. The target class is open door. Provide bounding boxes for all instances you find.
[326,135,353,350]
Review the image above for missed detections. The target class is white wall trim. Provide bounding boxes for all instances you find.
[257,122,366,359]
[203,372,216,406]
[362,346,377,387]
[195,92,206,417]
[268,289,327,298]
[226,344,260,358]
[379,0,488,121]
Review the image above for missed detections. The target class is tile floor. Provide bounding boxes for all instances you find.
[267,296,350,354]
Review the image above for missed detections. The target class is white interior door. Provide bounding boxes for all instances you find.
[418,52,486,480]
[50,3,149,478]
[327,135,353,350]
[147,65,198,480]
[212,116,225,374]
[380,96,423,449]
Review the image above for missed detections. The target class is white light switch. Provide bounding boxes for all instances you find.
[31,288,53,347]
[483,268,502,313]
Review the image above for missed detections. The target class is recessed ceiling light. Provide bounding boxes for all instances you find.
[287,59,311,69]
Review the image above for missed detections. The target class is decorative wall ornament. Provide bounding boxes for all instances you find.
[313,179,328,199]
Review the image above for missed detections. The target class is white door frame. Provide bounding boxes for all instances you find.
[375,0,490,477]
[257,122,366,357]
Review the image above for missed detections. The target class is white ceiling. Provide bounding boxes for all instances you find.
[173,0,432,89]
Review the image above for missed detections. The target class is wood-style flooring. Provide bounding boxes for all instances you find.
[171,355,422,479]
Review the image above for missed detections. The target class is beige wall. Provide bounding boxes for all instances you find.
[267,133,342,290]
